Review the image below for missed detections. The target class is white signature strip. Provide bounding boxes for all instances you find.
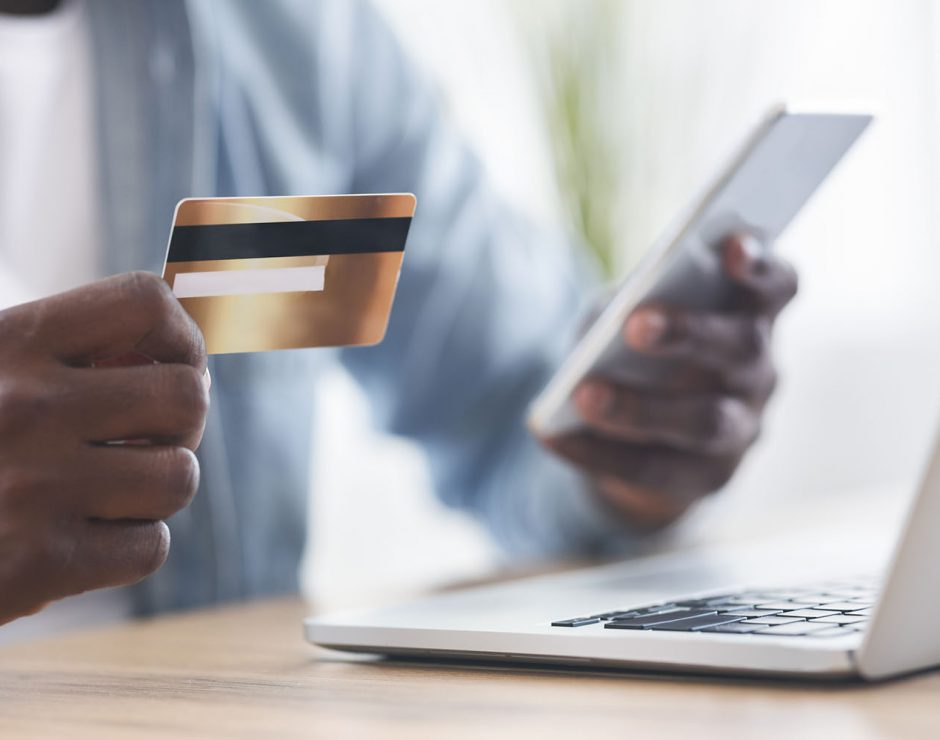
[172,265,326,298]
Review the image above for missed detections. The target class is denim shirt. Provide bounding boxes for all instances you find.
[85,0,633,614]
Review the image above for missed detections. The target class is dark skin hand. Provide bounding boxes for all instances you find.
[0,272,209,625]
[544,235,798,532]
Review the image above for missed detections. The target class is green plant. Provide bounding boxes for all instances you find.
[523,0,624,280]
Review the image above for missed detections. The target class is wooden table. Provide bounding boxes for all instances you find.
[0,597,937,739]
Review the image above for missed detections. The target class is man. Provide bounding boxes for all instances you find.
[0,0,796,627]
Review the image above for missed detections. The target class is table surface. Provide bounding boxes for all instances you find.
[1,596,938,740]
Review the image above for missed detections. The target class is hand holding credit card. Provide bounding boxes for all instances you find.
[162,194,416,354]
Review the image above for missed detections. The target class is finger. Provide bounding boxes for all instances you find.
[623,307,778,400]
[24,272,206,370]
[57,519,172,596]
[62,364,209,448]
[63,445,199,521]
[721,234,798,317]
[573,383,759,454]
[594,475,692,531]
[625,305,771,371]
[548,432,739,499]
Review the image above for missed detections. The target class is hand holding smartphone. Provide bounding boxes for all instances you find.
[528,105,873,437]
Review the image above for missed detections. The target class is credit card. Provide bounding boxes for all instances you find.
[161,194,415,354]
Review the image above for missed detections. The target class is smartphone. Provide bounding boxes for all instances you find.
[527,105,873,437]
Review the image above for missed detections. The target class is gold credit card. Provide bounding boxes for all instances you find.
[161,194,416,354]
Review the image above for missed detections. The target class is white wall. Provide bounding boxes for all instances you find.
[304,0,940,604]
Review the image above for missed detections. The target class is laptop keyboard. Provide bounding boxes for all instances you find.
[551,581,876,638]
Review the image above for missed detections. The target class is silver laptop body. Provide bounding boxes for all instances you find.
[305,430,940,681]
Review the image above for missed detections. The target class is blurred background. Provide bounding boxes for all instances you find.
[304,0,940,607]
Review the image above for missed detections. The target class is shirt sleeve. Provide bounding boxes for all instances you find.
[332,0,641,560]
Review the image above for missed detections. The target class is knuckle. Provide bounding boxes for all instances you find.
[122,271,178,328]
[0,379,51,436]
[164,365,209,431]
[694,396,753,455]
[696,398,733,441]
[125,270,174,311]
[122,272,206,369]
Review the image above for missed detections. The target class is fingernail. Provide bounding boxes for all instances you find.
[575,383,613,416]
[203,367,212,392]
[626,309,669,349]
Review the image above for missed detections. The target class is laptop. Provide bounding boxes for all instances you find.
[305,428,940,681]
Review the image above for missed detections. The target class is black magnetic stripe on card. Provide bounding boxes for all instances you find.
[166,217,412,262]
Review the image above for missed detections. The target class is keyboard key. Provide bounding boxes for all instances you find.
[744,616,805,625]
[551,617,601,627]
[718,609,782,618]
[700,622,765,634]
[819,601,873,611]
[756,601,816,610]
[605,609,710,630]
[810,615,867,625]
[779,609,841,619]
[709,597,760,607]
[645,603,681,612]
[704,594,750,604]
[830,581,877,591]
[807,627,857,638]
[760,589,826,599]
[614,605,675,617]
[580,582,879,633]
[673,594,741,606]
[590,605,673,620]
[755,622,835,636]
[752,590,813,600]
[648,614,745,632]
[822,590,877,600]
[590,611,645,620]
